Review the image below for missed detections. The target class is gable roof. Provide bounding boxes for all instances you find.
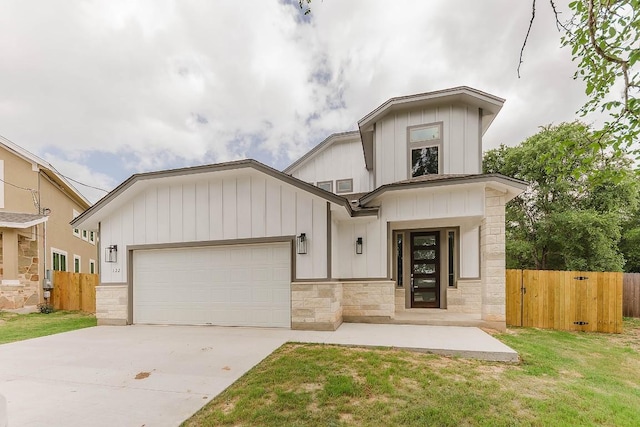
[358,86,505,170]
[71,158,378,230]
[283,131,360,174]
[358,173,527,206]
[0,134,91,208]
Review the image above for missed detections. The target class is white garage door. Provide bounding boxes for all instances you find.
[133,243,291,327]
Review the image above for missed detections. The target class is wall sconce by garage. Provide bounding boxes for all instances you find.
[296,233,307,254]
[356,237,363,255]
[105,245,118,263]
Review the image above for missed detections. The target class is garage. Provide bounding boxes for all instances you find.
[132,242,291,328]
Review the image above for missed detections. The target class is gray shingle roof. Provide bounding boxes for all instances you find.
[0,211,48,228]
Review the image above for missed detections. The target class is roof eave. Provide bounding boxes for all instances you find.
[0,217,49,229]
[359,174,527,206]
[72,159,366,229]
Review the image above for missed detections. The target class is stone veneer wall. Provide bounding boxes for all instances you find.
[291,282,342,330]
[480,188,507,328]
[0,235,40,309]
[96,285,128,325]
[395,287,406,313]
[446,279,481,313]
[291,281,395,330]
[342,281,395,321]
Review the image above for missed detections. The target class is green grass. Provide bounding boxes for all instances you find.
[184,318,640,426]
[0,310,97,344]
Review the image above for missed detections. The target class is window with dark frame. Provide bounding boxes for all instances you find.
[408,123,442,178]
[448,230,456,287]
[396,233,403,287]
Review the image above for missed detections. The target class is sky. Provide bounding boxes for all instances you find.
[0,0,602,203]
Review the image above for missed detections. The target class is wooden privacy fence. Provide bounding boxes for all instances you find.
[624,273,640,318]
[506,269,623,333]
[50,271,98,313]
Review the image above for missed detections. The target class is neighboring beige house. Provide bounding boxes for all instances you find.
[0,136,97,309]
[72,86,526,331]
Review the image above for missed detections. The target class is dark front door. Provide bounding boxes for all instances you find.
[410,231,440,308]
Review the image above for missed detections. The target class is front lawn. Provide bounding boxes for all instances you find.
[184,318,640,426]
[0,310,96,344]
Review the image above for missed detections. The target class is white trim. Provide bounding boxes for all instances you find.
[73,254,81,273]
[89,259,96,274]
[81,229,88,241]
[89,230,96,245]
[51,247,68,272]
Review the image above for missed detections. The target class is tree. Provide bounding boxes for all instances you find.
[621,209,640,272]
[520,1,639,153]
[484,121,639,271]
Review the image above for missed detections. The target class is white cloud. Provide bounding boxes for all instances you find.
[0,0,609,198]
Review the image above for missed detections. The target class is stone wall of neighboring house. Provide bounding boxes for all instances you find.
[95,285,128,325]
[0,235,40,309]
[480,188,507,329]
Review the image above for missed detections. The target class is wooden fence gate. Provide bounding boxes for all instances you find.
[50,271,98,313]
[506,269,623,333]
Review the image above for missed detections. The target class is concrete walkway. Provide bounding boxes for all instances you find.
[0,324,517,427]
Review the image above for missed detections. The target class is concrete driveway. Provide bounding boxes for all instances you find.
[0,324,517,427]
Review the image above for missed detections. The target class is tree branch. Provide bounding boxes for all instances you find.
[518,0,537,78]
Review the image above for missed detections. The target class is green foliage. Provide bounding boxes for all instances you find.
[484,122,639,271]
[562,1,640,153]
[37,302,55,314]
[621,210,640,272]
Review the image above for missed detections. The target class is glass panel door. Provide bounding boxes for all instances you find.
[410,231,440,308]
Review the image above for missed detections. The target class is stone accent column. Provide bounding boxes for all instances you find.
[96,285,128,325]
[291,282,343,330]
[481,188,507,329]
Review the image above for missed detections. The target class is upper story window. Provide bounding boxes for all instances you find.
[72,209,81,237]
[317,181,333,192]
[408,123,443,178]
[336,179,353,194]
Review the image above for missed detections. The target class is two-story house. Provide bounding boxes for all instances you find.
[71,86,526,331]
[0,136,97,309]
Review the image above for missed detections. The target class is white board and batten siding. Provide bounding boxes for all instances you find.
[333,185,483,279]
[99,169,329,283]
[292,138,373,193]
[374,104,482,186]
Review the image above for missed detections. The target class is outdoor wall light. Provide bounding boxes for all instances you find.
[105,245,118,263]
[296,233,307,255]
[356,237,363,255]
